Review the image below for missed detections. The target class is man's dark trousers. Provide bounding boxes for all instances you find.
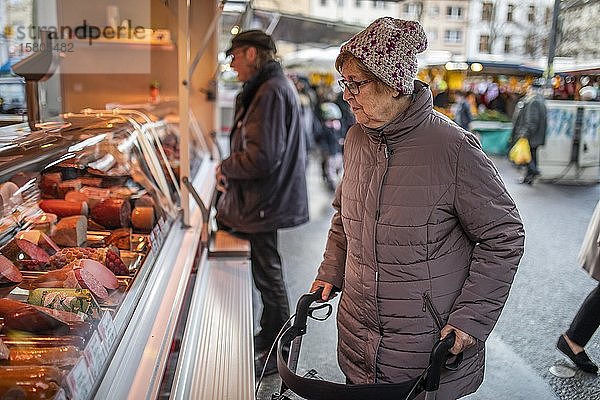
[250,231,290,342]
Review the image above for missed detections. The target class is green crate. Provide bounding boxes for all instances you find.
[474,129,512,156]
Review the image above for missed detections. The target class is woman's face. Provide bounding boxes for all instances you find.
[340,59,401,129]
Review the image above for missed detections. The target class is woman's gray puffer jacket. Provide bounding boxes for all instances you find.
[316,81,525,400]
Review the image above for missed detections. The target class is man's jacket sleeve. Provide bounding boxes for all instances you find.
[221,87,287,179]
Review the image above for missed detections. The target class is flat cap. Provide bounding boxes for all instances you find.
[226,30,277,56]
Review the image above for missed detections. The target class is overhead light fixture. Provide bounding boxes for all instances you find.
[231,25,240,35]
[445,62,468,71]
[470,63,483,72]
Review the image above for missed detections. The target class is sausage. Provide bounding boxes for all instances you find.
[8,345,80,367]
[0,335,85,349]
[51,215,88,247]
[74,266,109,299]
[16,230,60,255]
[1,238,50,271]
[0,369,61,399]
[49,247,128,275]
[39,199,88,218]
[91,198,131,229]
[78,259,119,290]
[0,255,22,284]
[0,299,69,335]
[131,207,155,232]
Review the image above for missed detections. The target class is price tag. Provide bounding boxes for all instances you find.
[54,388,67,400]
[152,225,161,246]
[98,311,117,351]
[158,216,166,235]
[65,357,93,400]
[84,331,108,378]
[149,230,157,256]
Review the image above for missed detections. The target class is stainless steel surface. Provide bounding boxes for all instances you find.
[169,257,254,400]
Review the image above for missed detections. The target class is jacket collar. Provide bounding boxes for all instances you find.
[238,60,283,111]
[361,80,432,144]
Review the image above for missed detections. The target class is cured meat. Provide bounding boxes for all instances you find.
[52,215,87,247]
[0,298,69,335]
[105,228,131,250]
[16,230,60,255]
[76,259,119,290]
[0,335,85,349]
[0,255,22,297]
[29,259,119,300]
[57,179,82,198]
[131,207,155,232]
[1,238,50,271]
[65,190,89,204]
[28,288,101,318]
[8,345,80,367]
[74,267,109,299]
[39,199,88,218]
[24,213,57,235]
[80,186,110,208]
[0,365,62,399]
[0,255,22,284]
[91,198,131,229]
[48,247,128,275]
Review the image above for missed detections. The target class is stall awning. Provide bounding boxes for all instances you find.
[222,9,363,48]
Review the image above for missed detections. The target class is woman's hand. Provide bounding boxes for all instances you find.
[440,324,476,355]
[310,280,337,301]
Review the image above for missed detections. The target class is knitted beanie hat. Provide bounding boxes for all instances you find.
[340,17,427,95]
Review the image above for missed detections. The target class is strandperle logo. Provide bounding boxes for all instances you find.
[3,19,149,45]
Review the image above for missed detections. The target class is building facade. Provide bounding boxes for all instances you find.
[466,0,554,60]
[309,0,400,27]
[557,0,600,60]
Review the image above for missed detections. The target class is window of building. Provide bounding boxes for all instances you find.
[430,5,439,16]
[525,34,535,55]
[481,2,494,21]
[337,0,344,6]
[444,30,462,43]
[374,1,385,8]
[528,5,535,22]
[428,30,438,41]
[545,7,552,25]
[507,4,514,22]
[479,34,491,53]
[403,2,419,16]
[320,0,327,6]
[446,6,463,19]
[355,0,361,7]
[504,36,511,53]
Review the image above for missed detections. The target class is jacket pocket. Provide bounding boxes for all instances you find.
[422,292,444,332]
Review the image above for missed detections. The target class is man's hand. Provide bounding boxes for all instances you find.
[310,280,337,301]
[215,164,228,193]
[440,324,476,355]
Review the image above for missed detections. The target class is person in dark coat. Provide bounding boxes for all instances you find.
[216,30,309,376]
[453,90,473,130]
[310,18,524,399]
[511,80,547,184]
[557,200,600,374]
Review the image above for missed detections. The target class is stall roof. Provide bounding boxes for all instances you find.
[222,9,363,48]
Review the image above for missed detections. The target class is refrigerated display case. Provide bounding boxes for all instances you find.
[0,107,251,400]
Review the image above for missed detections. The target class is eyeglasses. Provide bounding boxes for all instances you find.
[338,78,374,95]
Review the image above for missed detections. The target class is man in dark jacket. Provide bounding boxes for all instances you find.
[216,30,309,376]
[512,80,547,184]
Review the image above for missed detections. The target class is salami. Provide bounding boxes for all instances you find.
[91,198,131,229]
[16,230,60,255]
[1,238,50,271]
[39,199,88,218]
[0,255,22,284]
[74,266,109,299]
[0,298,69,335]
[49,247,128,275]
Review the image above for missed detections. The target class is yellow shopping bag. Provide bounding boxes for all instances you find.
[508,137,532,165]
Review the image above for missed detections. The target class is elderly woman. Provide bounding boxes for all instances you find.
[311,18,525,399]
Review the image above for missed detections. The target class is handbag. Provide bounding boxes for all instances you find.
[508,137,532,165]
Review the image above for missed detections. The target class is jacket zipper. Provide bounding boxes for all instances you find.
[372,131,389,382]
[422,292,444,331]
